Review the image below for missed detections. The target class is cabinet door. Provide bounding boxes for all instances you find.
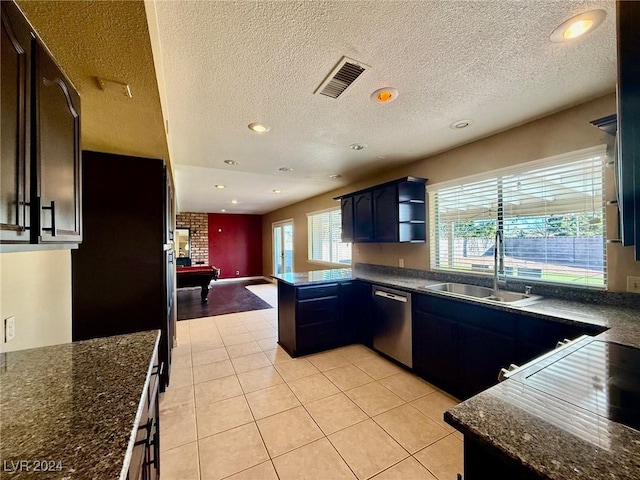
[277,282,297,355]
[516,316,601,364]
[339,280,370,346]
[0,3,31,243]
[373,184,399,242]
[296,296,340,354]
[34,40,81,243]
[353,192,373,242]
[340,197,354,243]
[164,173,175,385]
[458,323,516,399]
[412,308,459,394]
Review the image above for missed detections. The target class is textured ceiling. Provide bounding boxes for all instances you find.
[153,0,616,214]
[16,0,169,165]
[15,1,616,216]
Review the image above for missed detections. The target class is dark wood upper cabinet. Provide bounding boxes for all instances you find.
[340,195,354,243]
[0,2,31,243]
[353,192,373,242]
[617,1,640,259]
[33,40,81,243]
[0,1,81,248]
[336,177,427,243]
[373,184,399,242]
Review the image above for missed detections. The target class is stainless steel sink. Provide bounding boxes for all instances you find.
[424,282,494,298]
[422,282,541,307]
[484,291,532,303]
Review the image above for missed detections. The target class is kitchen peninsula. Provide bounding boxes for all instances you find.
[273,263,640,479]
[0,331,161,479]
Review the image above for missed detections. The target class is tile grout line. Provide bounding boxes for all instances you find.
[172,312,462,480]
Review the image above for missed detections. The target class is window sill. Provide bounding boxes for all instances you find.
[430,267,607,291]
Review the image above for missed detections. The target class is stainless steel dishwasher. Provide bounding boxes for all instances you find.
[372,286,412,368]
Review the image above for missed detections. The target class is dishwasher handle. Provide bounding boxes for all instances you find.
[374,290,408,302]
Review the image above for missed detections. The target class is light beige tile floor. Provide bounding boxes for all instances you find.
[161,283,463,480]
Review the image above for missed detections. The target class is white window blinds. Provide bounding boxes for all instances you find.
[307,208,352,265]
[428,146,606,287]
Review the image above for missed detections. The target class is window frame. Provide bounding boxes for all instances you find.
[306,206,352,267]
[427,145,608,289]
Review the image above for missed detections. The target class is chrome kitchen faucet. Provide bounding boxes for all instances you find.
[494,229,505,295]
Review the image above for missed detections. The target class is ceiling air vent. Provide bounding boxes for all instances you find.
[314,57,371,99]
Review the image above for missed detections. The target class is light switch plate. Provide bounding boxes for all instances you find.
[627,276,640,293]
[4,316,15,342]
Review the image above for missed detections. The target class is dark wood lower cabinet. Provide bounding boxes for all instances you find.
[128,346,161,480]
[516,315,603,364]
[459,323,516,398]
[340,280,371,347]
[277,280,370,356]
[413,294,517,400]
[278,279,604,401]
[413,310,459,394]
[412,292,603,400]
[463,435,541,480]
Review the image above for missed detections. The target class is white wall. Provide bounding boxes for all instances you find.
[0,250,72,352]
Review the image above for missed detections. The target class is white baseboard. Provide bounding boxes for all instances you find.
[215,276,272,284]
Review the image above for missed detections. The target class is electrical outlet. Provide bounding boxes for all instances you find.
[235,270,240,276]
[399,258,404,268]
[4,316,15,342]
[627,276,640,293]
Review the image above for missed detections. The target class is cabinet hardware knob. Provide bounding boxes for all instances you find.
[151,362,164,376]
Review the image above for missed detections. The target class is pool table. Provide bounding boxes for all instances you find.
[176,265,221,303]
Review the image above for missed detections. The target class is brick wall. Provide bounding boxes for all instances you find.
[176,212,209,265]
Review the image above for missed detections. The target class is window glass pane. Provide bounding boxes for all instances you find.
[429,148,606,287]
[431,179,498,273]
[308,208,352,265]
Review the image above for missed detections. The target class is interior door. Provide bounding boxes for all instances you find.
[273,220,294,275]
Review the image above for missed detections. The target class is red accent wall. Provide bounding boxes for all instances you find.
[208,214,263,279]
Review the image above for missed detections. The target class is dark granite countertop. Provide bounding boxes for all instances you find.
[0,330,160,480]
[274,263,640,479]
[273,264,640,348]
[272,268,353,285]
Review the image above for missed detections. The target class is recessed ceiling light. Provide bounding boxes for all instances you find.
[214,184,226,189]
[231,200,239,204]
[224,159,239,165]
[349,143,366,150]
[278,167,293,172]
[449,119,473,129]
[371,87,398,104]
[221,209,226,212]
[248,122,270,133]
[550,10,606,43]
[272,189,282,194]
[329,174,342,179]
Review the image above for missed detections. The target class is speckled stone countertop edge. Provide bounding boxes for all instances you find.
[273,265,640,339]
[0,330,161,480]
[443,381,640,480]
[118,331,161,480]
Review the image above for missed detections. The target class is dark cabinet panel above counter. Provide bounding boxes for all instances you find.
[334,176,427,244]
[0,1,82,249]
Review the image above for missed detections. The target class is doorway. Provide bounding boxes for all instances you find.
[273,220,294,275]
